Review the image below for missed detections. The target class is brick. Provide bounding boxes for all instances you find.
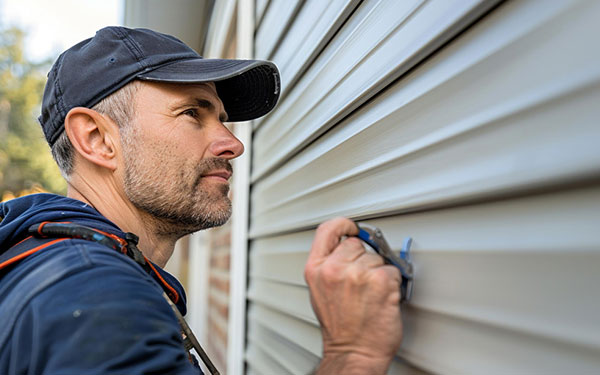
[209,274,230,294]
[208,294,229,318]
[208,312,228,345]
[210,252,231,270]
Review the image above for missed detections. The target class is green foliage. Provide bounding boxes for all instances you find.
[0,27,66,197]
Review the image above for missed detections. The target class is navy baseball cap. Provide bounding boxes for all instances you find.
[39,26,280,146]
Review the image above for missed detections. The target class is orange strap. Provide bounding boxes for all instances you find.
[145,256,179,304]
[0,238,69,270]
[2,222,180,305]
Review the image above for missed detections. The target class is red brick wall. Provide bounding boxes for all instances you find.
[205,222,232,374]
[202,122,240,374]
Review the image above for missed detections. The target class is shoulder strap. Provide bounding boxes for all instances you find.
[3,221,179,305]
[2,221,150,282]
[3,221,143,264]
[0,236,69,271]
[1,221,218,374]
[0,221,133,273]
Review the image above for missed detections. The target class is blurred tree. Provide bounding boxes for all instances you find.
[0,27,66,198]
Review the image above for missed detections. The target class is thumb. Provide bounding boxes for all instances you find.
[308,217,359,262]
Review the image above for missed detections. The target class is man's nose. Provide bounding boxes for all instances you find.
[208,123,245,159]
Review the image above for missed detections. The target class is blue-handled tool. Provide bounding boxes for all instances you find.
[356,223,414,302]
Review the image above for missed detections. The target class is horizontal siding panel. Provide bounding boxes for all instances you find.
[250,0,600,236]
[248,278,315,323]
[252,0,417,128]
[255,0,270,30]
[248,303,322,356]
[246,304,426,375]
[260,0,360,98]
[387,359,430,375]
[400,305,600,374]
[251,0,499,181]
[249,232,311,286]
[248,186,600,372]
[254,0,303,60]
[245,343,292,375]
[247,320,320,375]
[253,0,384,136]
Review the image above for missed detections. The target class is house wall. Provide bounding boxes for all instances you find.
[125,0,600,373]
[246,0,600,374]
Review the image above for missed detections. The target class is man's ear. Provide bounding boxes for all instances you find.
[64,107,120,171]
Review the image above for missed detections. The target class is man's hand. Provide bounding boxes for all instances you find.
[305,217,403,375]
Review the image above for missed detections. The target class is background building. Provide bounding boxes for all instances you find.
[126,0,600,374]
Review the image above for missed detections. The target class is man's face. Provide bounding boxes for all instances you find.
[119,81,244,237]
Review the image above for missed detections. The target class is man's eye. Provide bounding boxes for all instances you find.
[182,109,198,118]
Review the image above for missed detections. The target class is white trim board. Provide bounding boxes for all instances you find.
[227,1,254,374]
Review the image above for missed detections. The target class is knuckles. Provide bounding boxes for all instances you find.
[370,268,396,292]
[319,262,346,284]
[342,236,363,248]
[305,258,354,286]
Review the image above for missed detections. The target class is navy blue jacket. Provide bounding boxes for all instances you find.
[0,193,202,374]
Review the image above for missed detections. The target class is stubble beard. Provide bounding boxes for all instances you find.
[122,148,233,239]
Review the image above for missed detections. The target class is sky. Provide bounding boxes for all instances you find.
[0,0,123,63]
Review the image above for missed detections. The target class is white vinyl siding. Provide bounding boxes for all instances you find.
[252,0,500,180]
[261,0,361,95]
[249,186,600,373]
[246,0,600,374]
[254,0,304,61]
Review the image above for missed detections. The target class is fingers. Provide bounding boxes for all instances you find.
[379,264,401,284]
[309,217,359,261]
[356,251,386,268]
[327,237,365,263]
[327,237,387,267]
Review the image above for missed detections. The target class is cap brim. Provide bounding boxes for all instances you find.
[137,58,280,122]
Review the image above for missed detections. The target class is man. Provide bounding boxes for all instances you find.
[0,27,401,374]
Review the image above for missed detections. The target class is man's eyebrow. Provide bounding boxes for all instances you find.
[194,98,214,110]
